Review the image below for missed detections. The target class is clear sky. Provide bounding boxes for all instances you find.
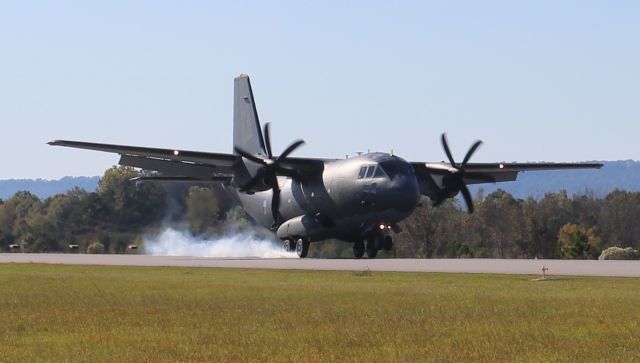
[1,1,638,179]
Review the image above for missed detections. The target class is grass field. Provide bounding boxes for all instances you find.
[1,264,639,362]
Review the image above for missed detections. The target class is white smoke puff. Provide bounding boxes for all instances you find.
[143,228,297,258]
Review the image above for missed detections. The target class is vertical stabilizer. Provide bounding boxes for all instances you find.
[233,74,266,156]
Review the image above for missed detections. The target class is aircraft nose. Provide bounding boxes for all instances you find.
[387,175,421,212]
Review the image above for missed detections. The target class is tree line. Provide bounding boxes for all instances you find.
[0,166,241,253]
[392,188,640,259]
[1,166,638,259]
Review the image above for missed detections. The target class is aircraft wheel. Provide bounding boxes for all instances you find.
[353,241,365,259]
[296,238,309,258]
[283,239,293,252]
[366,239,378,259]
[383,235,393,251]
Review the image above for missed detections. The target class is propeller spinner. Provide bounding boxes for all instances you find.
[234,123,305,227]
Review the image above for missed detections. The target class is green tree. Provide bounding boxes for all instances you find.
[226,205,249,230]
[185,186,219,234]
[24,203,58,252]
[557,223,600,259]
[0,192,43,250]
[599,190,640,250]
[477,189,525,258]
[0,198,15,245]
[398,199,465,258]
[528,191,573,258]
[98,166,166,230]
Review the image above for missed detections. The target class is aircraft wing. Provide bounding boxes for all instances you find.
[48,140,328,181]
[412,161,603,197]
[419,161,603,184]
[48,140,238,181]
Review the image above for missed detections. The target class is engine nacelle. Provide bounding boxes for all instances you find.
[276,215,325,240]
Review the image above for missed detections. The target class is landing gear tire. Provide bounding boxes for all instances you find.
[366,239,378,259]
[353,241,365,259]
[296,238,310,258]
[283,239,294,252]
[383,235,393,251]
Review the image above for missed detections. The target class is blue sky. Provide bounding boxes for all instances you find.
[1,1,638,179]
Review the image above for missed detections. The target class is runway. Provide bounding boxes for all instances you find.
[1,253,639,277]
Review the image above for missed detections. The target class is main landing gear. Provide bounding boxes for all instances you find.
[283,238,310,258]
[283,235,393,259]
[282,239,294,252]
[353,241,365,259]
[353,234,393,259]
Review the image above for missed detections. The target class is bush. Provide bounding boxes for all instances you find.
[599,246,639,260]
[87,242,105,254]
[446,241,471,258]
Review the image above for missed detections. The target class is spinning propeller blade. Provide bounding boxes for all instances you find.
[237,122,305,227]
[435,133,494,213]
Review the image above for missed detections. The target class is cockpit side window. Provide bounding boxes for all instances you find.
[365,165,376,178]
[357,166,367,179]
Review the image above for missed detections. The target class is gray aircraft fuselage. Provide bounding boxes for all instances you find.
[233,152,420,243]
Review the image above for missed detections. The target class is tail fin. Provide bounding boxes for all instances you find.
[233,74,267,156]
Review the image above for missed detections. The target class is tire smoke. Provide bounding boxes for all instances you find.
[143,228,296,258]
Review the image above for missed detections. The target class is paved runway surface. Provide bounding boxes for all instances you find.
[1,253,639,277]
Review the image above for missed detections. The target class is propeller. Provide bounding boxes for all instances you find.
[234,123,305,227]
[434,133,495,213]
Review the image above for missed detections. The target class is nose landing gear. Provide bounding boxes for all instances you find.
[353,241,365,259]
[366,239,378,258]
[382,235,393,251]
[354,234,394,259]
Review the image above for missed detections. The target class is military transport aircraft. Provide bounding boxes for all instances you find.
[49,74,602,258]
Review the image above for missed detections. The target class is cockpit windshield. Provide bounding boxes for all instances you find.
[357,165,388,180]
[365,165,376,178]
[373,166,386,178]
[379,160,414,179]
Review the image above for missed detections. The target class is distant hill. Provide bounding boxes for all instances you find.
[0,160,638,201]
[0,176,100,200]
[469,160,640,199]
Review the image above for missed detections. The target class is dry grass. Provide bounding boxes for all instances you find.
[1,264,639,362]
